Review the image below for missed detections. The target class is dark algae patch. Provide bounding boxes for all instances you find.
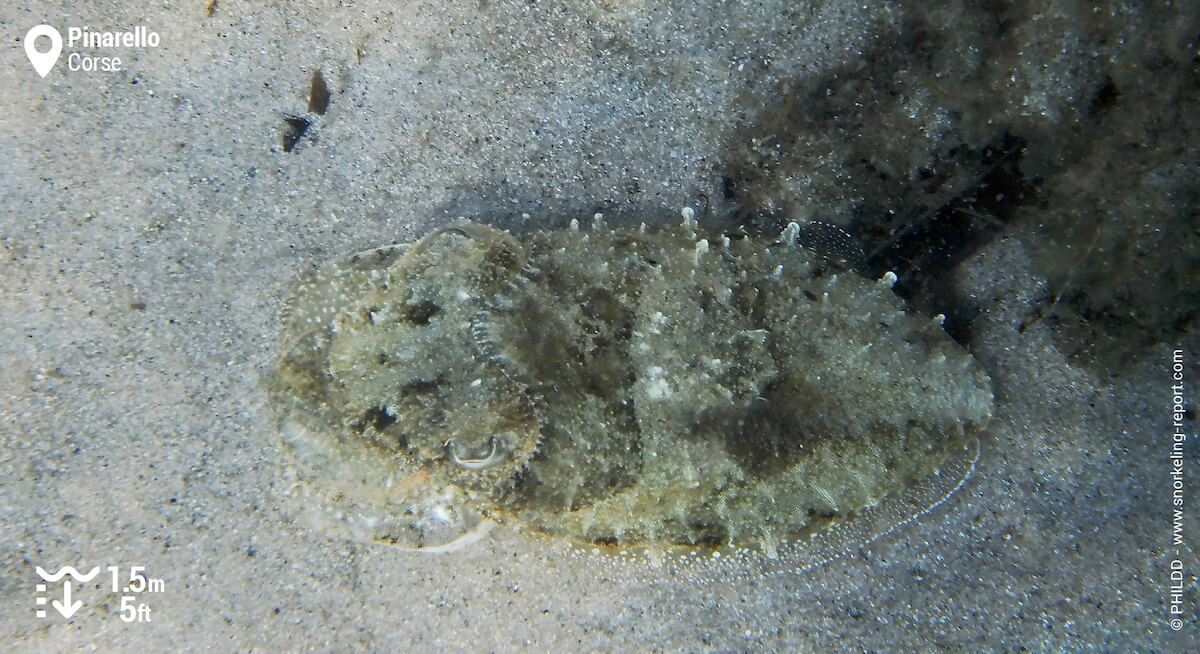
[279,116,310,153]
[268,213,992,579]
[307,70,330,116]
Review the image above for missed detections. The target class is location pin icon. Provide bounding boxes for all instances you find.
[24,25,63,78]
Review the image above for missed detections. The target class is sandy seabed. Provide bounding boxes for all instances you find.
[1,1,1196,651]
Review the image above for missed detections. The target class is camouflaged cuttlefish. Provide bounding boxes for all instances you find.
[268,210,992,573]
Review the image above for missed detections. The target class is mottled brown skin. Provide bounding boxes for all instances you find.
[270,217,992,554]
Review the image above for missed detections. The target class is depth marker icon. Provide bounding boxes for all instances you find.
[35,566,99,618]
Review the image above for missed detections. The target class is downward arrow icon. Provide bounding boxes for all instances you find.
[52,581,82,618]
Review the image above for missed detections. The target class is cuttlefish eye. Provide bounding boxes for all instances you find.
[444,436,508,471]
